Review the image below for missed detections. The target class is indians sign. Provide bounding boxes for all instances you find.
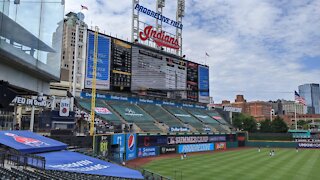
[139,26,180,50]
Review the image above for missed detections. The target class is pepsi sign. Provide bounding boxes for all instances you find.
[125,134,137,161]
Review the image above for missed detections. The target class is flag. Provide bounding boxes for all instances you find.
[81,5,88,10]
[295,91,306,105]
[205,52,210,57]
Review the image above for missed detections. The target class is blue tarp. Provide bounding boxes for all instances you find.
[36,151,144,179]
[0,131,67,153]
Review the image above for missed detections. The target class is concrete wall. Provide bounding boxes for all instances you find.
[0,63,50,94]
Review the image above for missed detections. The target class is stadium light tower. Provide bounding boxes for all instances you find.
[156,0,165,32]
[176,0,185,56]
[131,0,140,42]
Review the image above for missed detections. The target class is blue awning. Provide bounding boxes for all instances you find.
[0,131,67,153]
[36,151,144,179]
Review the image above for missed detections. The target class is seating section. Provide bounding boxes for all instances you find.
[163,106,205,132]
[205,111,231,133]
[185,108,222,131]
[108,101,161,132]
[76,97,232,133]
[206,111,228,124]
[77,99,122,125]
[139,104,183,127]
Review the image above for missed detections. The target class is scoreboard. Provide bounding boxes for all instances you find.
[110,39,132,91]
[187,62,198,102]
[131,45,187,99]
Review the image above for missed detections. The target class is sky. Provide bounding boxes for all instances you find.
[65,0,320,103]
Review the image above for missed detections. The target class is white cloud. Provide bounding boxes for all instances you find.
[65,0,320,103]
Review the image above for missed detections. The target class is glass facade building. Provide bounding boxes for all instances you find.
[299,84,320,114]
[0,0,64,79]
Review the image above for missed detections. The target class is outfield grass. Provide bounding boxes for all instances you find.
[142,148,320,180]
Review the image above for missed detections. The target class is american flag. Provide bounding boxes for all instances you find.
[295,91,306,105]
[81,5,88,10]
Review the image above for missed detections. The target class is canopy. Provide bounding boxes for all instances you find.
[0,130,67,153]
[36,151,144,179]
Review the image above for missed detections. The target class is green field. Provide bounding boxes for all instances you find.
[142,148,320,180]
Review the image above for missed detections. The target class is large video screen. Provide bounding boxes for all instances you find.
[131,45,187,99]
[85,31,111,90]
[198,65,210,103]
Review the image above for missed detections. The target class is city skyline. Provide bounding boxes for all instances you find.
[65,0,320,102]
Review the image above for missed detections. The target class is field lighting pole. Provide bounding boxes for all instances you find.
[90,26,99,152]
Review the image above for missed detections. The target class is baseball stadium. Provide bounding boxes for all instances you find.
[0,0,319,180]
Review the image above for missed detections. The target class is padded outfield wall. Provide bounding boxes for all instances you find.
[94,133,244,162]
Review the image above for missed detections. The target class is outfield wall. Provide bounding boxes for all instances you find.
[93,133,241,163]
[246,141,297,148]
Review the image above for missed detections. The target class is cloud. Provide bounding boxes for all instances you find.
[65,0,320,103]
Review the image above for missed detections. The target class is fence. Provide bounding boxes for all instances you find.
[248,133,292,141]
[0,150,45,169]
[142,169,171,180]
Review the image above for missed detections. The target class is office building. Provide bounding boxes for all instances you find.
[299,84,320,114]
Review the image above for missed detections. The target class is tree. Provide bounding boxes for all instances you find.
[271,116,288,133]
[233,113,257,132]
[260,119,272,132]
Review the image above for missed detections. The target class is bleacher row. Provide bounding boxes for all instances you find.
[0,166,127,180]
[76,98,232,133]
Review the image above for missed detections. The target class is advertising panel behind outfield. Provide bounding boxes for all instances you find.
[137,135,167,147]
[198,65,210,103]
[85,30,111,90]
[125,134,137,161]
[215,142,227,150]
[178,143,214,153]
[160,146,177,154]
[138,146,159,157]
[131,45,187,99]
[111,134,125,162]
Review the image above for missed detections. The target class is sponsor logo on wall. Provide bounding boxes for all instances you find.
[298,143,320,148]
[215,142,226,150]
[169,127,189,132]
[178,143,214,153]
[138,147,158,157]
[160,146,176,154]
[167,136,209,145]
[126,134,137,161]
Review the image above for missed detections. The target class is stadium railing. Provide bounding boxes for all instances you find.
[142,169,171,180]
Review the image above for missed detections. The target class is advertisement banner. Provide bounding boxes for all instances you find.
[95,107,112,115]
[167,136,209,145]
[137,135,167,147]
[298,143,320,148]
[160,146,177,154]
[208,136,226,142]
[198,65,209,103]
[138,147,158,158]
[59,98,70,117]
[169,127,190,132]
[85,31,111,90]
[125,134,137,161]
[178,143,214,153]
[215,142,227,150]
[112,134,125,161]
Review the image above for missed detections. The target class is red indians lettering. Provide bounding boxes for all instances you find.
[139,26,180,50]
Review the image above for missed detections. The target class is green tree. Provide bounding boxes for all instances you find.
[260,119,272,132]
[271,116,288,133]
[233,113,257,132]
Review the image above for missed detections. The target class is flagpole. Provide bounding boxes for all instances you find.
[295,102,297,130]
